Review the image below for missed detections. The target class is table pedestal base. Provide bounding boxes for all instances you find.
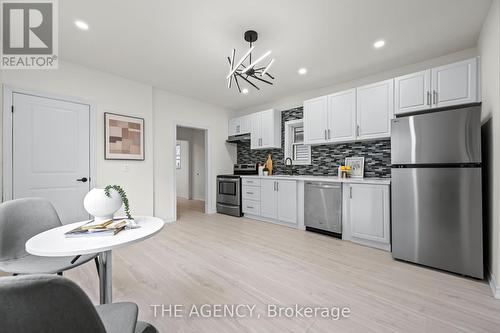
[98,250,112,304]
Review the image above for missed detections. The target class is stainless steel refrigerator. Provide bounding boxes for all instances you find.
[391,105,483,279]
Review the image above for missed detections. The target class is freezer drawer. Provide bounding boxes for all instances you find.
[305,182,342,234]
[391,106,481,165]
[391,167,483,278]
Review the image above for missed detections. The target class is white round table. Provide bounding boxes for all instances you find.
[26,216,164,304]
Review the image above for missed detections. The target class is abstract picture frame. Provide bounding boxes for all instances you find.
[345,157,365,178]
[104,112,145,160]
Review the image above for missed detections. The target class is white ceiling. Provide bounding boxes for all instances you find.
[60,0,491,111]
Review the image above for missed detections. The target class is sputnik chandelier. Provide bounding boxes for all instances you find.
[226,30,275,93]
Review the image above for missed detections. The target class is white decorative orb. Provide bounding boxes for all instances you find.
[83,188,122,222]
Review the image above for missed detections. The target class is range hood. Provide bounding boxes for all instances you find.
[226,133,251,143]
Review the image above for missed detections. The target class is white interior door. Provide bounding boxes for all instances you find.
[12,93,91,224]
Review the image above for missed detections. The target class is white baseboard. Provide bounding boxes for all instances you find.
[488,271,500,299]
[206,207,217,214]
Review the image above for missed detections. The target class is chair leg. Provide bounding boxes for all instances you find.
[94,257,100,277]
[57,272,63,276]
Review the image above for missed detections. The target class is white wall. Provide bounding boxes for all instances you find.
[0,61,154,216]
[177,127,206,201]
[154,88,236,221]
[236,48,478,115]
[479,0,500,297]
[175,140,190,199]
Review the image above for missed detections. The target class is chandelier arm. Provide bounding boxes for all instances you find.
[251,75,273,85]
[234,74,242,93]
[236,73,260,90]
[264,72,275,80]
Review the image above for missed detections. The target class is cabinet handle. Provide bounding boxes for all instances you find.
[324,129,327,140]
[328,129,331,139]
[356,125,360,137]
[277,182,279,191]
[247,206,254,209]
[246,192,253,195]
[350,187,352,199]
[427,91,431,106]
[433,90,437,105]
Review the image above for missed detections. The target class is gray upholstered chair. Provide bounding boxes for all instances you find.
[0,274,157,333]
[0,198,97,275]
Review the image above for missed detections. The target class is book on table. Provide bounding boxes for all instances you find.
[65,219,128,238]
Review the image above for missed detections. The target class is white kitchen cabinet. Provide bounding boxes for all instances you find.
[356,79,394,140]
[251,109,281,150]
[328,89,357,142]
[343,183,390,251]
[276,180,298,224]
[258,179,297,225]
[228,115,252,136]
[303,96,328,144]
[394,58,479,115]
[260,179,277,219]
[431,58,478,108]
[394,70,431,115]
[304,90,356,145]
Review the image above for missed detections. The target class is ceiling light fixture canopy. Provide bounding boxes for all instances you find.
[227,30,275,93]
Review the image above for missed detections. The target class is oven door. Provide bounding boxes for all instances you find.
[217,177,240,206]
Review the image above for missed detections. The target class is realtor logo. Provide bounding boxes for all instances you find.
[1,0,58,69]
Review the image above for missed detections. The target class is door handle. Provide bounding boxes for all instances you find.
[77,177,88,183]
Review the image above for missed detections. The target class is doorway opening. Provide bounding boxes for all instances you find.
[175,125,207,218]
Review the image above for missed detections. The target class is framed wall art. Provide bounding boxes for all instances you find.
[345,157,365,178]
[105,112,145,160]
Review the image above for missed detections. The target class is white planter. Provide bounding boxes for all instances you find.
[83,188,122,223]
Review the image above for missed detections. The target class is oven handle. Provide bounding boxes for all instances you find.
[217,203,239,208]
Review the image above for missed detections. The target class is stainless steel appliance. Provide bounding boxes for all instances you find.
[391,105,483,278]
[304,182,342,237]
[216,164,258,217]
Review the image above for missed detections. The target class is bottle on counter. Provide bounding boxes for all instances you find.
[265,154,273,175]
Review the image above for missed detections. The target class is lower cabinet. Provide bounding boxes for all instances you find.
[246,178,298,227]
[343,183,391,251]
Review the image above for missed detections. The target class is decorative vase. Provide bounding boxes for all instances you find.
[83,188,122,223]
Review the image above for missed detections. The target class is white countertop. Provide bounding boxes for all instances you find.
[241,175,391,185]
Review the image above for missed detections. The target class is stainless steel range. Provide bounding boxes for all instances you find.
[216,164,258,217]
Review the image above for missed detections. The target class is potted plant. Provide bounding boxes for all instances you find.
[83,185,134,224]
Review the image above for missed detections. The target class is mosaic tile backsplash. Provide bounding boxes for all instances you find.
[236,107,392,178]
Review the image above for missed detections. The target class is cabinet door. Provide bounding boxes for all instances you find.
[303,96,328,145]
[228,118,240,136]
[277,180,297,224]
[328,89,356,142]
[356,79,394,140]
[431,58,478,108]
[260,179,277,219]
[240,114,252,134]
[250,113,261,149]
[394,70,431,115]
[260,109,276,148]
[349,184,390,245]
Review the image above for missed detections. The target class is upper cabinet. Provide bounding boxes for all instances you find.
[228,114,252,136]
[395,70,431,114]
[303,96,328,144]
[356,79,394,140]
[395,58,479,115]
[250,109,281,150]
[304,89,357,145]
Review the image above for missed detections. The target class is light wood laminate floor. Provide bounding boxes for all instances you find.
[51,199,500,332]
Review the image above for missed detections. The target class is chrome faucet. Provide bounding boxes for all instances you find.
[284,158,294,175]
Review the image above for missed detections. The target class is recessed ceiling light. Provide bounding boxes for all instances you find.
[373,40,385,49]
[242,88,249,94]
[298,68,308,75]
[75,20,89,31]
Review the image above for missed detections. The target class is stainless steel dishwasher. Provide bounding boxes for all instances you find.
[304,182,342,237]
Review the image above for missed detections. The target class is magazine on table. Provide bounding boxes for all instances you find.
[65,219,128,238]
